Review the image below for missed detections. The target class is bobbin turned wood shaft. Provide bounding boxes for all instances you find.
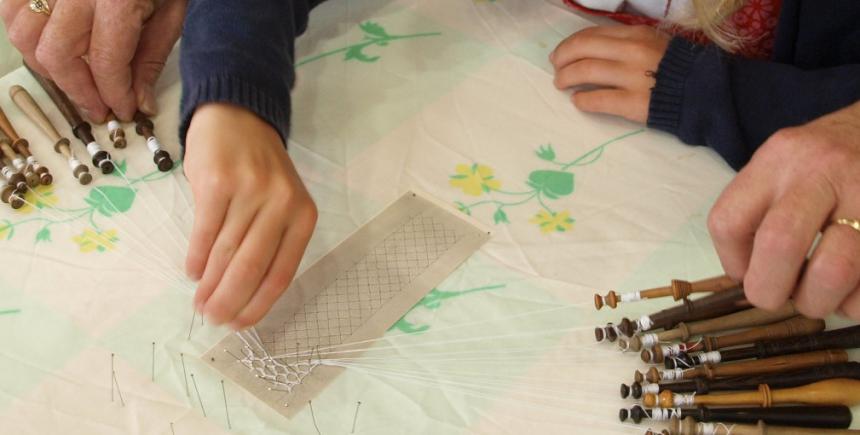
[0,128,38,187]
[641,349,848,383]
[644,316,825,363]
[9,85,93,185]
[595,275,738,310]
[622,405,852,428]
[622,303,797,352]
[26,66,114,174]
[666,324,860,369]
[645,378,860,408]
[0,105,48,185]
[669,416,860,435]
[624,361,860,400]
[133,112,173,172]
[616,287,749,337]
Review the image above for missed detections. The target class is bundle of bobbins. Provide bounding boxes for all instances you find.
[594,274,860,434]
[0,64,177,209]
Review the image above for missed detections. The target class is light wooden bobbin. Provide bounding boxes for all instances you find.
[594,274,738,310]
[645,378,860,409]
[9,85,93,185]
[133,112,174,172]
[643,316,825,363]
[26,67,114,174]
[669,416,860,435]
[0,128,38,187]
[639,349,848,384]
[622,302,797,352]
[106,113,126,148]
[0,104,52,185]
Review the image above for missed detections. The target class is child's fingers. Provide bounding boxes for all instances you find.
[201,204,287,325]
[551,34,634,70]
[185,190,229,282]
[571,89,648,123]
[194,201,258,311]
[554,59,639,90]
[228,215,316,330]
[795,221,860,318]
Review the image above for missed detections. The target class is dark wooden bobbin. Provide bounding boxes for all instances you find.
[1,157,27,193]
[666,324,860,369]
[616,287,749,337]
[133,112,174,172]
[9,85,92,185]
[621,405,852,429]
[644,316,826,364]
[0,129,38,187]
[626,361,860,400]
[26,66,114,174]
[1,182,25,209]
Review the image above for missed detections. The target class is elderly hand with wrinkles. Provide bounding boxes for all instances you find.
[0,0,186,121]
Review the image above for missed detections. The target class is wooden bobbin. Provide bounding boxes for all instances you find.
[617,287,749,337]
[1,181,25,209]
[646,378,860,409]
[26,67,114,174]
[9,85,93,185]
[0,105,52,185]
[625,303,798,353]
[133,111,174,172]
[106,113,126,148]
[594,275,739,310]
[644,316,826,364]
[644,349,848,383]
[1,157,27,192]
[0,128,38,187]
[669,415,860,435]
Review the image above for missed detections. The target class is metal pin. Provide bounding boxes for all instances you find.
[224,349,243,362]
[221,380,232,429]
[110,353,115,402]
[308,400,322,435]
[296,342,300,365]
[151,342,156,382]
[113,369,126,407]
[180,353,190,397]
[351,401,362,433]
[170,422,176,435]
[190,373,206,417]
[188,310,196,340]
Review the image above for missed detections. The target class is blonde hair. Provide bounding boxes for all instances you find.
[671,0,747,52]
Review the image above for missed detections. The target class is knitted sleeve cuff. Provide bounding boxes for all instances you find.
[647,37,703,136]
[178,74,292,149]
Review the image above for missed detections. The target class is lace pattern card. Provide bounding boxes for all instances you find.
[202,191,491,418]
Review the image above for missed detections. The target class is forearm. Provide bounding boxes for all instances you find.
[648,37,860,170]
[179,0,321,146]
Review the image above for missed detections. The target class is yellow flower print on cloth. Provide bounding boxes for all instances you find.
[73,229,119,253]
[530,210,574,234]
[449,163,501,196]
[449,129,645,234]
[17,185,58,214]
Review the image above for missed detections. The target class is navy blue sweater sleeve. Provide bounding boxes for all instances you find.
[179,0,323,147]
[648,37,860,170]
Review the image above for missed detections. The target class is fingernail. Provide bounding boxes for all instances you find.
[138,87,158,116]
[227,322,244,331]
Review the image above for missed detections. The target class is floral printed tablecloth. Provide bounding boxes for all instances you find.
[0,1,740,434]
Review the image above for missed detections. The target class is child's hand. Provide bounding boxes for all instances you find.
[184,103,318,330]
[550,25,670,123]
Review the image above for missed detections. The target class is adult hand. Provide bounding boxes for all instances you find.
[184,103,318,330]
[708,101,860,319]
[0,0,186,122]
[549,25,669,123]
